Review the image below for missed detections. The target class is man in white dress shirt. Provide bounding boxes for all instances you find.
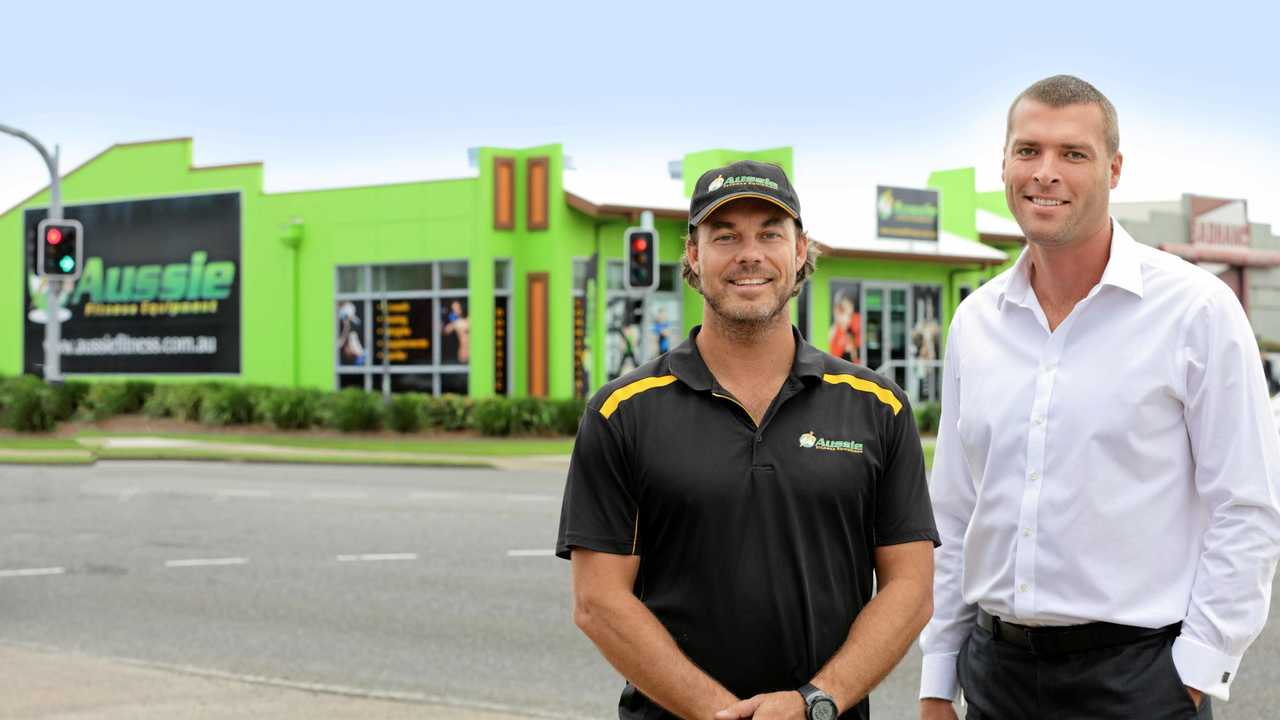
[918,74,1280,719]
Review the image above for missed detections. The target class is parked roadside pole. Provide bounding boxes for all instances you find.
[1,123,64,384]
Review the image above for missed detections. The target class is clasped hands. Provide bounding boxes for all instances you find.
[715,691,808,720]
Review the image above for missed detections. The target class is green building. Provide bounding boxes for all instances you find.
[2,138,1010,404]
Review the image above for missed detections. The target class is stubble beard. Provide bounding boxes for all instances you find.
[702,279,794,343]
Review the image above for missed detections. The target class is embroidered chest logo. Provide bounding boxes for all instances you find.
[798,431,863,454]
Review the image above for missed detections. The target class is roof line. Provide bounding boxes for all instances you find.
[566,191,687,221]
[814,241,1007,268]
[1,137,264,217]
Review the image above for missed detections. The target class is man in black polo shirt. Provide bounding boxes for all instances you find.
[557,160,938,720]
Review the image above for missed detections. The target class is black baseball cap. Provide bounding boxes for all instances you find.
[688,160,802,229]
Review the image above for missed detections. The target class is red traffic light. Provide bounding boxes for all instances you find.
[46,227,63,245]
[632,237,648,252]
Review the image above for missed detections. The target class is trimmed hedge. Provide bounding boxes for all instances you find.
[324,388,383,432]
[387,393,425,433]
[200,385,257,426]
[0,375,584,436]
[262,388,321,430]
[0,376,55,432]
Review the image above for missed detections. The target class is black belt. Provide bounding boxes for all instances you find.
[977,609,1181,656]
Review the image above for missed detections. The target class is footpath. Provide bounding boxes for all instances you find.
[0,644,534,719]
[0,434,573,472]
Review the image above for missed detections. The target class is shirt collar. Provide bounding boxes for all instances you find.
[668,325,826,392]
[997,217,1145,311]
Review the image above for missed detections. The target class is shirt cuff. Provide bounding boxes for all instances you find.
[1171,634,1242,702]
[919,652,960,701]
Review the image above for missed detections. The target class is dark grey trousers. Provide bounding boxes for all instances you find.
[957,622,1212,719]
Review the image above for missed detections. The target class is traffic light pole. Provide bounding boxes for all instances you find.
[0,124,62,383]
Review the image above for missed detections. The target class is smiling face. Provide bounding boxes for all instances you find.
[1003,99,1122,249]
[687,198,807,330]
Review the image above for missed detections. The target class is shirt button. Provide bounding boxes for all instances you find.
[1019,583,1030,592]
[1033,415,1045,426]
[1029,471,1040,482]
[1023,528,1033,537]
[755,435,763,443]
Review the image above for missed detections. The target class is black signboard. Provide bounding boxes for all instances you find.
[494,296,509,395]
[374,298,434,365]
[23,193,242,374]
[876,186,940,241]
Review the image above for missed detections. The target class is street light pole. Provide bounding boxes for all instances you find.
[1,123,63,383]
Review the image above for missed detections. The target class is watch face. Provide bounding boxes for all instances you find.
[811,699,837,720]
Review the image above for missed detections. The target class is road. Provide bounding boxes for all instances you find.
[1,461,1277,718]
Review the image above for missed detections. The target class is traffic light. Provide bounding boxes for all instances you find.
[624,227,658,291]
[36,219,84,279]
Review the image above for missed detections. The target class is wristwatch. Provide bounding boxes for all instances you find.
[798,683,838,720]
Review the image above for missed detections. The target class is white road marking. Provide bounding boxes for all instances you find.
[165,557,249,568]
[336,553,418,562]
[410,490,462,500]
[311,490,368,500]
[506,549,556,557]
[215,489,272,498]
[505,493,557,502]
[0,566,66,578]
[118,487,141,503]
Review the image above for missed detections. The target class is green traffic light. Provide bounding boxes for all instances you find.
[58,255,76,273]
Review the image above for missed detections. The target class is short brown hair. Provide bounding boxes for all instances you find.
[1007,75,1120,156]
[680,223,820,298]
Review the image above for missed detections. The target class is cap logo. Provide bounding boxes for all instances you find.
[721,175,780,191]
[708,175,725,192]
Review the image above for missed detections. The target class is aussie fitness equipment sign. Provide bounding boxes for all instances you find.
[23,192,241,374]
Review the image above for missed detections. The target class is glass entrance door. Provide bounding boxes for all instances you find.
[862,284,910,392]
[862,282,941,402]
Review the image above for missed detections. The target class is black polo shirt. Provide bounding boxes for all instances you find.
[556,326,939,720]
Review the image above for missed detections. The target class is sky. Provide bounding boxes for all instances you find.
[3,1,1278,242]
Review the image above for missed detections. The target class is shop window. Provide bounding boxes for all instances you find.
[494,259,512,291]
[604,260,681,381]
[658,264,679,293]
[441,261,468,290]
[494,259,512,396]
[381,264,434,292]
[527,157,549,231]
[440,373,469,395]
[390,373,435,394]
[334,261,469,396]
[337,267,368,294]
[494,157,515,230]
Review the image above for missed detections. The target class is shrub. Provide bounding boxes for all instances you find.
[913,402,942,434]
[47,380,89,422]
[325,389,383,432]
[387,393,425,433]
[83,382,140,421]
[200,385,257,426]
[471,398,512,436]
[263,388,320,430]
[509,397,553,435]
[424,394,472,431]
[164,384,208,421]
[550,398,586,435]
[0,375,55,432]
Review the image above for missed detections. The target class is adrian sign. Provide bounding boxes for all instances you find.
[23,192,242,374]
[1185,194,1251,247]
[877,186,939,241]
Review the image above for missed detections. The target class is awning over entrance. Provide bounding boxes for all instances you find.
[817,230,1008,267]
[1159,243,1280,267]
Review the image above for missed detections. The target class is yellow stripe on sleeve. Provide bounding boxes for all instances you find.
[599,375,678,419]
[822,373,903,415]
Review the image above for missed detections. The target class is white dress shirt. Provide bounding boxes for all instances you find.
[919,220,1280,702]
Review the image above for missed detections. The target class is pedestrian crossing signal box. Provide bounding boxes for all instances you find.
[624,227,658,292]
